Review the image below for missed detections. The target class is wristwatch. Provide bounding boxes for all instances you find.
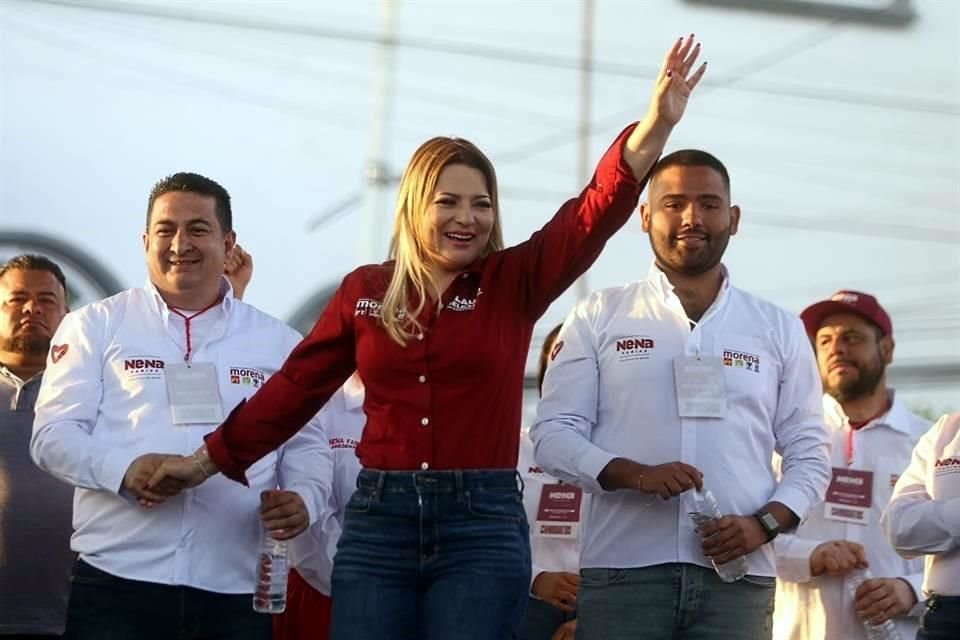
[754,511,780,542]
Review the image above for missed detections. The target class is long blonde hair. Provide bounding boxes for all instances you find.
[381,137,504,346]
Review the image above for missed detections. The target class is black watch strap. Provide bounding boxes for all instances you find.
[754,511,780,542]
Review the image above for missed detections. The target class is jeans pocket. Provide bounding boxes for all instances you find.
[579,568,627,587]
[464,489,525,522]
[741,575,776,589]
[344,487,374,514]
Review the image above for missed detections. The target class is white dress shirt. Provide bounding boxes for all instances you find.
[773,392,928,640]
[518,430,584,592]
[882,413,960,597]
[531,263,831,577]
[288,375,365,597]
[31,280,333,595]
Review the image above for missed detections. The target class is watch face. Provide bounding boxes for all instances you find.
[760,512,779,531]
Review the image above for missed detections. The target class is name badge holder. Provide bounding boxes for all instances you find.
[824,467,873,525]
[534,483,583,539]
[673,355,728,418]
[165,362,225,425]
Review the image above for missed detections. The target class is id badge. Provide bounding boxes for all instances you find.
[534,483,582,539]
[164,362,225,425]
[824,467,873,525]
[673,356,728,418]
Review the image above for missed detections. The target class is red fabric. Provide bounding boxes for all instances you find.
[206,124,644,479]
[272,569,332,640]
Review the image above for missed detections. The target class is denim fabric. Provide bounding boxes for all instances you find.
[577,563,775,640]
[330,469,531,640]
[917,595,960,640]
[63,560,271,640]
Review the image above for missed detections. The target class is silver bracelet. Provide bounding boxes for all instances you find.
[191,450,212,478]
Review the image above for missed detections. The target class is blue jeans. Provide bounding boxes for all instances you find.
[577,563,775,640]
[63,560,271,640]
[330,469,531,640]
[517,596,575,640]
[917,595,960,640]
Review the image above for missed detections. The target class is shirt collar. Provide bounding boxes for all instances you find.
[144,277,235,317]
[823,389,914,435]
[0,364,24,387]
[342,374,365,411]
[646,261,732,310]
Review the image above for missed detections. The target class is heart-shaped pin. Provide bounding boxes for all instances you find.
[51,344,69,364]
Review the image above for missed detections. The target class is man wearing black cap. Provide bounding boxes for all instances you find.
[773,290,929,640]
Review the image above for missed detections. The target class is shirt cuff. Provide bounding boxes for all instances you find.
[581,448,619,494]
[901,572,926,615]
[530,565,546,594]
[596,123,643,195]
[774,535,821,583]
[769,484,811,527]
[204,402,249,486]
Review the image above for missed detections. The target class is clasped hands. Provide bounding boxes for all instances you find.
[121,453,308,539]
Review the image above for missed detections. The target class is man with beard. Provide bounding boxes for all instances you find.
[0,254,74,638]
[772,291,928,639]
[531,150,831,640]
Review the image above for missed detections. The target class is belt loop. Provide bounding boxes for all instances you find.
[455,469,465,502]
[372,471,385,503]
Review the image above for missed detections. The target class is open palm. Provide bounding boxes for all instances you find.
[650,35,707,127]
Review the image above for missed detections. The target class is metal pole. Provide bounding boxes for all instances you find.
[573,0,594,301]
[361,0,396,263]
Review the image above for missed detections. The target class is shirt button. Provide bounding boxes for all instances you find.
[420,462,429,470]
[417,333,424,341]
[421,417,429,426]
[461,273,469,279]
[418,375,426,383]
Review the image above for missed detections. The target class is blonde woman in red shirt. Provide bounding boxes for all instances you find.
[148,36,707,640]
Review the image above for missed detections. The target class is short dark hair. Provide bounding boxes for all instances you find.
[146,172,232,232]
[537,323,564,396]
[650,149,730,193]
[0,254,68,297]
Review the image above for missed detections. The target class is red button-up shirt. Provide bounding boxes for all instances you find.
[206,124,646,480]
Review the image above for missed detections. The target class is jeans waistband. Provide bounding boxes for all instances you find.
[357,468,521,500]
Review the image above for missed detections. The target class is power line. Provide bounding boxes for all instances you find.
[28,0,960,117]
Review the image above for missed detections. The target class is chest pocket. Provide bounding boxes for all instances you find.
[717,335,776,411]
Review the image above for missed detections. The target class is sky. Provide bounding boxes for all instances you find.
[1,0,958,412]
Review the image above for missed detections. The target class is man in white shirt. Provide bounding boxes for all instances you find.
[31,172,333,640]
[773,291,928,639]
[275,374,365,640]
[0,255,73,638]
[532,150,831,640]
[882,413,960,640]
[519,324,581,640]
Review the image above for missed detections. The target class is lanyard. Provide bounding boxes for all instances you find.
[168,298,221,363]
[846,428,856,467]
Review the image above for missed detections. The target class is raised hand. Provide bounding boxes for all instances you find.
[647,34,707,128]
[224,244,253,301]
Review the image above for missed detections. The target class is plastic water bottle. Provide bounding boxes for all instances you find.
[253,528,288,614]
[845,568,903,640]
[688,488,748,583]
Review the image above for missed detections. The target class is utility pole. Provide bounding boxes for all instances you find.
[361,0,396,263]
[573,0,594,301]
